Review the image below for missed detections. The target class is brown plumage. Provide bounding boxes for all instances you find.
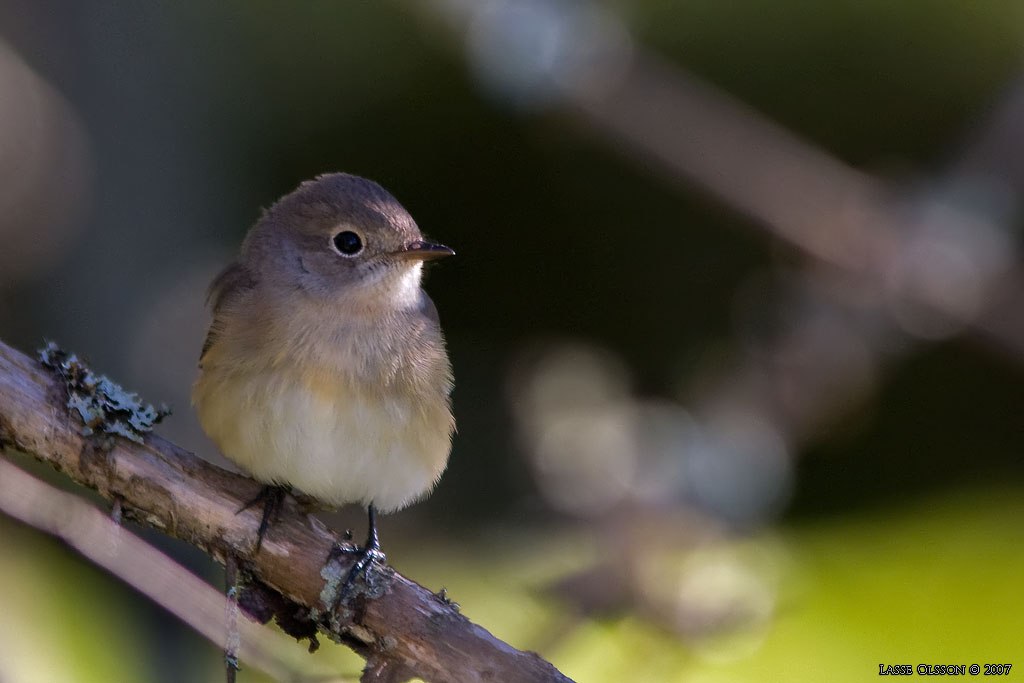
[193,173,455,522]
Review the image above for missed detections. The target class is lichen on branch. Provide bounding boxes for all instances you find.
[38,341,170,443]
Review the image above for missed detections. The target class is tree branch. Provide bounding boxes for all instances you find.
[0,338,573,683]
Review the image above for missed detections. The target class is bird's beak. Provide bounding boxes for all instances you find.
[394,240,455,261]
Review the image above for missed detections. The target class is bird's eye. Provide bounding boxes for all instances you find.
[332,230,363,256]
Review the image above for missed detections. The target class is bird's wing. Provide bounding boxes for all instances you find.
[199,262,257,364]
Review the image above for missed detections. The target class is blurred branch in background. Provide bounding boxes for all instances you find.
[420,0,1024,501]
[572,56,1024,357]
[415,0,1024,638]
[0,38,93,288]
[0,458,326,683]
[423,0,1024,354]
[0,339,573,683]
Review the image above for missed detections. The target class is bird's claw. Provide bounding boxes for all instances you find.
[324,505,389,618]
[237,485,288,552]
[327,539,387,613]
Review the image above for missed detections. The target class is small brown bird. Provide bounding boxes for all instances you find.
[192,173,455,563]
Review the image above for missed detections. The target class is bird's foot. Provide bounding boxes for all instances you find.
[323,504,391,621]
[327,537,388,611]
[329,536,385,602]
[237,484,288,552]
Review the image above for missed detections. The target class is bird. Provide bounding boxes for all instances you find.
[192,172,455,572]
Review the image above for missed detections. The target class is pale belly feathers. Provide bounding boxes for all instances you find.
[194,365,452,513]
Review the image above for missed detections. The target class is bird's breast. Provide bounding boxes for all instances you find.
[193,313,454,512]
